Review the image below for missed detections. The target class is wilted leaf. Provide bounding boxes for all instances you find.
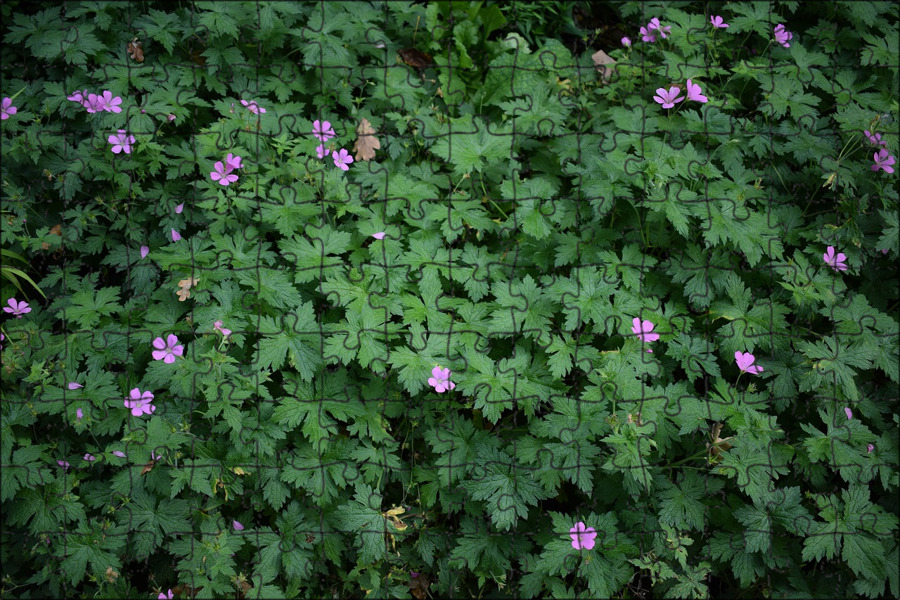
[591,49,616,84]
[353,118,381,162]
[127,38,144,62]
[398,48,433,69]
[176,277,199,302]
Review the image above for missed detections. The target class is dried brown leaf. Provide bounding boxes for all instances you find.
[591,49,616,84]
[353,118,381,162]
[176,277,199,302]
[127,38,144,62]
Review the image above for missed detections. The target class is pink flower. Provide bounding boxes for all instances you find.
[844,407,853,420]
[639,26,656,43]
[98,90,122,113]
[67,90,87,104]
[621,36,631,47]
[140,246,150,259]
[158,590,174,600]
[316,144,328,159]
[241,99,266,115]
[647,18,671,38]
[569,521,597,550]
[168,114,176,121]
[631,318,660,346]
[233,520,244,531]
[823,246,848,271]
[735,351,763,375]
[653,86,684,109]
[881,248,889,255]
[58,460,70,470]
[3,298,31,318]
[175,202,184,214]
[872,149,895,173]
[152,334,184,363]
[171,229,181,242]
[84,453,96,462]
[225,153,243,170]
[0,332,4,350]
[428,366,456,393]
[210,161,239,186]
[685,79,708,103]
[773,24,792,48]
[76,408,84,420]
[108,130,135,154]
[313,119,336,141]
[214,320,232,337]
[1,97,17,120]
[124,388,156,417]
[863,130,887,147]
[333,148,353,171]
[710,16,729,29]
[84,93,101,113]
[112,451,126,458]
[372,232,386,240]
[867,444,875,453]
[68,382,83,390]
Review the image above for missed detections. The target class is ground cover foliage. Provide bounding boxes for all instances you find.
[0,1,898,598]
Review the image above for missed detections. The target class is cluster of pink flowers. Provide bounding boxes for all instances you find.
[210,153,243,186]
[312,119,354,171]
[108,130,135,154]
[3,298,31,318]
[67,89,123,114]
[1,97,17,120]
[864,130,888,148]
[653,79,708,109]
[639,17,671,43]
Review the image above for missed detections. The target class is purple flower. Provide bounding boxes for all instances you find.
[332,148,354,171]
[1,97,17,120]
[653,86,684,109]
[76,408,84,421]
[210,161,239,186]
[241,99,266,115]
[68,382,83,390]
[710,16,729,29]
[621,36,631,47]
[863,130,888,147]
[233,520,244,531]
[58,460,70,470]
[0,332,4,350]
[569,522,597,550]
[152,334,184,363]
[313,119,336,141]
[315,144,328,159]
[372,232,386,240]
[112,450,126,458]
[108,130,135,154]
[171,228,181,242]
[84,93,102,113]
[3,298,31,318]
[158,590,174,600]
[67,90,87,104]
[175,202,184,214]
[867,444,875,453]
[428,366,456,393]
[881,248,889,255]
[84,453,96,462]
[823,246,848,271]
[639,26,656,43]
[735,351,763,375]
[140,246,150,259]
[844,407,853,420]
[168,114,176,122]
[774,24,792,48]
[685,79,708,103]
[98,90,122,113]
[872,149,895,173]
[214,320,232,337]
[647,18,671,38]
[124,388,156,416]
[225,153,243,171]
